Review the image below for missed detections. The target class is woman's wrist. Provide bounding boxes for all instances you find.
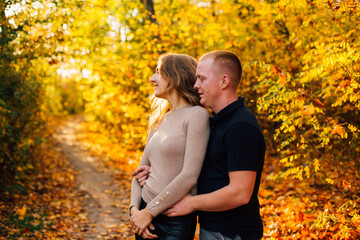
[144,206,154,218]
[130,206,139,216]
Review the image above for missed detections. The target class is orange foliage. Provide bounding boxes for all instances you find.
[73,118,360,239]
[2,0,360,238]
[0,138,91,239]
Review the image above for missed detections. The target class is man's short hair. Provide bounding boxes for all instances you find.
[199,50,242,90]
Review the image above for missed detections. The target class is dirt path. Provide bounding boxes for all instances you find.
[54,117,133,239]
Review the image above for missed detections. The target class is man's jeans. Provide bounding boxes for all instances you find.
[200,228,242,240]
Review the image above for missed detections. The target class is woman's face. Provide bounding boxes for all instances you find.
[149,63,170,99]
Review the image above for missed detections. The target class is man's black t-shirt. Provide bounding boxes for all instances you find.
[197,97,266,240]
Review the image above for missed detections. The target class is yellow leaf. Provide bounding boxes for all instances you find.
[17,206,27,220]
[314,159,320,172]
[325,178,334,184]
[304,104,315,116]
[304,166,310,178]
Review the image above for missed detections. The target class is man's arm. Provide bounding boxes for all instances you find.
[132,165,151,187]
[164,170,256,216]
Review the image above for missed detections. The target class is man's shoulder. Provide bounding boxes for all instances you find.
[225,105,257,126]
[224,106,264,139]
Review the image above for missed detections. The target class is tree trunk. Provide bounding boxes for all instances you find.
[144,0,156,23]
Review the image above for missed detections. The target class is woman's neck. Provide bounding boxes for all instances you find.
[166,91,189,111]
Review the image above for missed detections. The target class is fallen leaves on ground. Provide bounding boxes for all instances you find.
[260,161,360,239]
[2,116,359,239]
[1,116,135,239]
[0,137,94,239]
[77,118,360,240]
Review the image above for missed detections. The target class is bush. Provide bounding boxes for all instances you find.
[0,68,44,193]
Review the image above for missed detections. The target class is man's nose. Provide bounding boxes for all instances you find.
[194,80,200,89]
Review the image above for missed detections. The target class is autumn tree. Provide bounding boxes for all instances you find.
[253,0,360,185]
[0,0,80,192]
[1,0,359,237]
[59,0,360,184]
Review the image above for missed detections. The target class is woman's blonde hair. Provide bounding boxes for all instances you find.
[149,53,200,130]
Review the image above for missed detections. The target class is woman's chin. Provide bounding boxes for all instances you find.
[154,92,164,98]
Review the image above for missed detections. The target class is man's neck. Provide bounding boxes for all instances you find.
[211,95,238,114]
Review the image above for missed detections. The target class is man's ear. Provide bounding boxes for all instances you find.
[220,75,231,89]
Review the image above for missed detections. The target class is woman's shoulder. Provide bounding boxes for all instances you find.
[187,105,210,118]
[187,105,207,112]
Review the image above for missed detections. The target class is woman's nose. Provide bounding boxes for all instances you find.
[149,74,156,83]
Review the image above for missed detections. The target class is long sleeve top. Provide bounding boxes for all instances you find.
[130,105,210,217]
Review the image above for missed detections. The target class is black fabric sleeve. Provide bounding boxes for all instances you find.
[224,122,263,172]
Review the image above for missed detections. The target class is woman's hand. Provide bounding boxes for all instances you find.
[130,207,154,237]
[130,206,157,239]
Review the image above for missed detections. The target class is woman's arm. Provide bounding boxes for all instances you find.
[129,129,158,238]
[129,128,155,213]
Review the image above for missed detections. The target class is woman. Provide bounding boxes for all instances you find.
[129,53,210,239]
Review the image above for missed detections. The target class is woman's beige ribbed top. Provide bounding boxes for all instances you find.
[130,105,210,217]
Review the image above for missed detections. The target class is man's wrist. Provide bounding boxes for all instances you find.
[190,195,198,212]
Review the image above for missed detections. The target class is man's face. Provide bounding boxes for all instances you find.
[194,58,222,111]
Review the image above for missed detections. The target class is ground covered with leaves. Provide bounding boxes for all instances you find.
[0,137,93,239]
[1,117,359,239]
[77,120,360,240]
[0,118,134,239]
[259,164,360,239]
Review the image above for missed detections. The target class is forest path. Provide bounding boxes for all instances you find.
[53,116,133,239]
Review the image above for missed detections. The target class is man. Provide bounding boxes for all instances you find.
[133,50,265,240]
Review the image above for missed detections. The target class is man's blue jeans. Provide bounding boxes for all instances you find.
[200,228,242,240]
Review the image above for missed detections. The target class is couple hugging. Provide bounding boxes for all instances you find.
[129,50,265,240]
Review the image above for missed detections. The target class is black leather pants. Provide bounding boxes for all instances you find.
[135,198,196,240]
